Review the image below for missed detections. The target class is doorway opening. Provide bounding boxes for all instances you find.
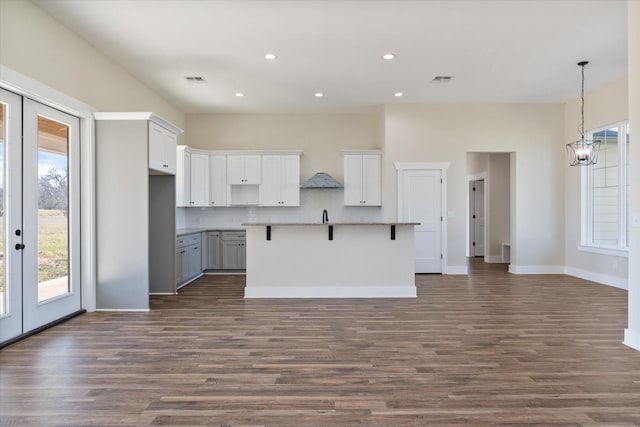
[466,152,513,266]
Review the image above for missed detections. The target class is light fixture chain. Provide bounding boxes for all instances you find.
[580,63,585,138]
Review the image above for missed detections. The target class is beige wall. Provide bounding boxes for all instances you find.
[383,104,565,269]
[563,77,628,283]
[0,0,184,132]
[185,112,383,182]
[626,0,640,348]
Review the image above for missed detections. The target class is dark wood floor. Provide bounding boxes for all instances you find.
[2,259,640,426]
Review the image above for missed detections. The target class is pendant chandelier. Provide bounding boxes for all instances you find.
[566,61,600,166]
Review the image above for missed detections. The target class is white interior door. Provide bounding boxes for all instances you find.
[0,92,81,343]
[400,169,442,273]
[473,180,485,256]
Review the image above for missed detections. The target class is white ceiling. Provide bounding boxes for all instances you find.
[33,0,628,113]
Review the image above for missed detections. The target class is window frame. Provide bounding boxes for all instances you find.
[580,120,629,256]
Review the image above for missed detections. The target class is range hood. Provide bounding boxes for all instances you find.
[300,172,343,189]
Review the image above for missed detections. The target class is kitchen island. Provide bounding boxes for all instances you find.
[242,222,419,298]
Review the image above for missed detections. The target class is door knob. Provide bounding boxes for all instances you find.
[15,243,25,250]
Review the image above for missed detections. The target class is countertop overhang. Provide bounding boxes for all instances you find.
[241,222,420,226]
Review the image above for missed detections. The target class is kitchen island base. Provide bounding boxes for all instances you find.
[243,223,417,298]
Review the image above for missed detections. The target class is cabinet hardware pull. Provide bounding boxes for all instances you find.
[15,243,25,250]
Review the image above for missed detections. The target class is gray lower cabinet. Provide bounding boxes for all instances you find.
[176,233,202,287]
[222,231,246,269]
[206,232,221,269]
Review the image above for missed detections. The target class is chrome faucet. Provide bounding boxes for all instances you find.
[322,209,329,224]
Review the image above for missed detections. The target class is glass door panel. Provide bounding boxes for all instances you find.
[22,98,80,334]
[36,116,70,302]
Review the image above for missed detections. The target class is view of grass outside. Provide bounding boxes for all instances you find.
[0,210,68,310]
[37,209,68,284]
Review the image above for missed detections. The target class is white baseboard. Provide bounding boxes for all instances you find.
[564,266,628,290]
[485,256,505,264]
[624,328,640,352]
[445,265,468,275]
[245,286,417,298]
[149,292,176,295]
[508,265,565,274]
[94,308,150,312]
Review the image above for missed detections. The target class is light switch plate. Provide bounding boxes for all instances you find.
[632,212,640,228]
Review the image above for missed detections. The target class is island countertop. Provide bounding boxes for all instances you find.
[242,222,420,226]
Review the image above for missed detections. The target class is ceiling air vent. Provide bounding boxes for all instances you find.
[185,76,207,83]
[432,76,453,83]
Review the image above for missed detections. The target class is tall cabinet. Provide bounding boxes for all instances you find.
[95,112,182,309]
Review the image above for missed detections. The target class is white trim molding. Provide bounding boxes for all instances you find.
[245,286,417,298]
[509,265,565,274]
[395,162,451,171]
[578,245,629,258]
[485,256,505,264]
[445,265,469,275]
[624,329,640,352]
[564,267,628,290]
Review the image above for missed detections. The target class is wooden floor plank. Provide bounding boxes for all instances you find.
[1,259,639,426]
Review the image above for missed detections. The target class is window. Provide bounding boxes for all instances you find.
[582,120,629,252]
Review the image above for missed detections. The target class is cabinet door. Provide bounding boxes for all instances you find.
[189,153,209,207]
[227,155,245,184]
[148,122,166,173]
[281,155,300,206]
[261,155,282,206]
[362,154,381,205]
[187,243,202,279]
[175,148,191,207]
[161,128,177,175]
[222,240,244,269]
[344,155,364,206]
[176,247,188,285]
[206,232,221,269]
[243,155,261,184]
[209,155,227,206]
[149,122,176,175]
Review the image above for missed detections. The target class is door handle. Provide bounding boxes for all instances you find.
[15,243,25,250]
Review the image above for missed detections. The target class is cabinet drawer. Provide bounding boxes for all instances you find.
[176,233,201,248]
[222,231,246,241]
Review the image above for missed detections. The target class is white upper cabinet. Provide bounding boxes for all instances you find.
[209,155,227,206]
[227,155,261,184]
[176,147,209,207]
[189,152,210,207]
[261,155,300,206]
[148,121,178,175]
[344,151,381,206]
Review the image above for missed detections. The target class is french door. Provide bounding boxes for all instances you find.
[0,88,81,343]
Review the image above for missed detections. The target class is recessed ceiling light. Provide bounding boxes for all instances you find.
[235,92,245,97]
[314,92,324,97]
[185,76,207,83]
[382,53,396,60]
[394,92,404,97]
[264,53,277,60]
